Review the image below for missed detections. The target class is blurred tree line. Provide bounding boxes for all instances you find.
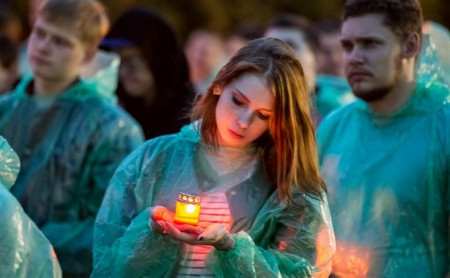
[7,0,450,43]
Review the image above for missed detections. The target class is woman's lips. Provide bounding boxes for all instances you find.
[228,129,243,139]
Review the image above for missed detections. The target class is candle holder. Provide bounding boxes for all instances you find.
[174,192,201,225]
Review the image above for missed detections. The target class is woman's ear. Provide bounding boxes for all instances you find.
[402,32,421,59]
[213,87,222,95]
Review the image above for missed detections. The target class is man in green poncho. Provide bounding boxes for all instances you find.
[317,0,449,277]
[0,136,61,278]
[0,0,144,277]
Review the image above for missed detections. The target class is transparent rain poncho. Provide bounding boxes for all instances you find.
[93,124,335,277]
[317,37,450,277]
[0,136,62,278]
[0,53,144,275]
[420,21,450,87]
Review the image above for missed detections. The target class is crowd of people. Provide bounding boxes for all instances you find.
[0,0,448,277]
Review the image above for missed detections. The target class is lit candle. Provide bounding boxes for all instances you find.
[174,192,201,225]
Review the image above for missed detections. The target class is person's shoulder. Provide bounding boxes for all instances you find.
[0,77,29,104]
[416,81,450,114]
[141,123,200,154]
[121,126,198,168]
[89,103,142,136]
[0,91,18,104]
[73,84,141,129]
[63,79,116,106]
[433,83,450,114]
[289,190,328,214]
[0,89,23,118]
[318,101,359,132]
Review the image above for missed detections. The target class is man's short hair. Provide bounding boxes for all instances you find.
[39,0,109,47]
[343,0,423,41]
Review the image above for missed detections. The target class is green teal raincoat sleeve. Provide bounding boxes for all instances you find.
[205,190,335,278]
[0,70,144,275]
[0,136,62,278]
[317,81,450,277]
[93,125,335,277]
[92,142,183,278]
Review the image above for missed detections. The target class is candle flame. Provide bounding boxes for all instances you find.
[186,204,196,213]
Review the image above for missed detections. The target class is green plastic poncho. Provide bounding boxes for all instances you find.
[315,74,355,119]
[0,136,62,278]
[317,80,450,277]
[93,124,335,277]
[0,66,144,275]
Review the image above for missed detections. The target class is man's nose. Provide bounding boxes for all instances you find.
[36,37,51,53]
[346,46,364,66]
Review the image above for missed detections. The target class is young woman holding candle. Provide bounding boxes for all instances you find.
[92,37,335,278]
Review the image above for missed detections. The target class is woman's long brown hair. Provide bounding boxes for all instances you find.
[191,37,325,200]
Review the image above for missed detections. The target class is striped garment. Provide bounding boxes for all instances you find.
[176,192,232,277]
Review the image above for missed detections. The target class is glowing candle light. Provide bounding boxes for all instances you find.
[174,192,200,225]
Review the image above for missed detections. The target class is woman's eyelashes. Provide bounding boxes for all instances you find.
[231,95,244,106]
[257,112,270,120]
[231,93,271,121]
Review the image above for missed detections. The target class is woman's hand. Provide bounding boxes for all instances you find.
[149,206,174,235]
[149,206,203,237]
[162,222,228,246]
[149,206,234,249]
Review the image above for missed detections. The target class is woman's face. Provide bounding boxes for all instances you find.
[116,46,154,98]
[215,73,274,148]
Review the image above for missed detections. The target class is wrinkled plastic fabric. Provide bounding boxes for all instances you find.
[0,74,144,275]
[419,22,450,87]
[0,136,62,277]
[317,79,450,277]
[417,33,448,88]
[0,135,20,189]
[92,124,335,277]
[80,50,120,104]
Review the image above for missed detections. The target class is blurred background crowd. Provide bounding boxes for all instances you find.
[1,0,448,130]
[0,0,449,277]
[2,0,450,42]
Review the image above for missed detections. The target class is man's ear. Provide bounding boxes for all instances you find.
[402,32,421,59]
[83,47,97,64]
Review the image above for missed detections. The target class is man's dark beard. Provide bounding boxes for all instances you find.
[352,56,402,103]
[353,85,393,102]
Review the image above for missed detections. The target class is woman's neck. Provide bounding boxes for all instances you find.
[200,144,258,176]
